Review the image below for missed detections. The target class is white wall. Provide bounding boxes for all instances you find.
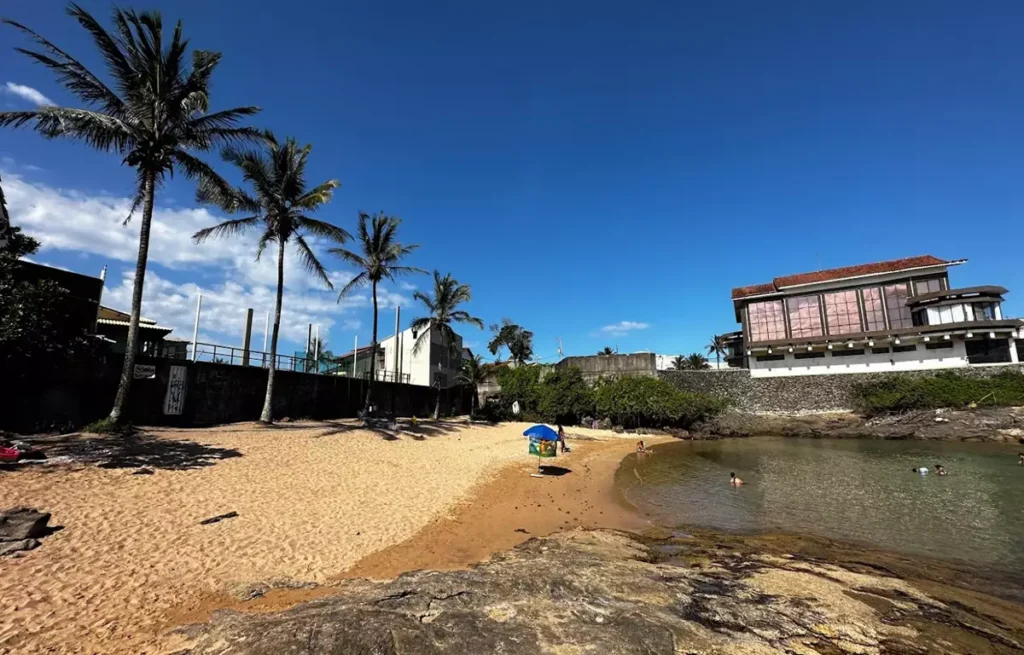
[749,342,969,378]
[377,326,464,387]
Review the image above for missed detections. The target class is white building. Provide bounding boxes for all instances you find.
[374,326,466,388]
[720,256,1023,378]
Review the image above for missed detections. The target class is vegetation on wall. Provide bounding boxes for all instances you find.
[854,370,1024,415]
[479,366,725,429]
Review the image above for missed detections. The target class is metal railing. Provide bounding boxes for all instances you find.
[187,342,316,372]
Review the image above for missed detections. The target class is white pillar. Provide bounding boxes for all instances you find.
[191,294,202,361]
[353,335,358,377]
[1010,336,1019,364]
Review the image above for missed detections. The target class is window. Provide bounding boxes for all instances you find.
[795,351,825,360]
[976,303,997,321]
[892,344,917,353]
[884,284,913,329]
[862,288,886,331]
[832,348,866,357]
[925,341,953,350]
[871,347,891,354]
[928,303,972,325]
[824,290,862,335]
[756,354,785,362]
[786,295,822,338]
[748,301,786,342]
[915,279,942,295]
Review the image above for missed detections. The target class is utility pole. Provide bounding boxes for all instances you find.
[314,324,320,372]
[353,335,358,377]
[191,294,202,362]
[393,306,401,381]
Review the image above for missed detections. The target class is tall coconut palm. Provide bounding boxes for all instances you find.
[706,334,728,369]
[331,212,424,415]
[670,355,686,371]
[597,346,616,356]
[0,175,9,250]
[0,5,260,425]
[457,353,488,414]
[193,135,348,423]
[686,352,711,370]
[410,271,484,419]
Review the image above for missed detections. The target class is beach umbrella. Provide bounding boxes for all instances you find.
[524,424,558,474]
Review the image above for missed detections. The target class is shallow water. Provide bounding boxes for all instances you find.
[619,437,1024,573]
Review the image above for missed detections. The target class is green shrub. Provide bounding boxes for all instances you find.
[537,368,595,425]
[854,370,1024,415]
[495,365,542,418]
[594,375,726,428]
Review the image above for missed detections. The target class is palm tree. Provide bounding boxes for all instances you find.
[686,352,710,370]
[706,334,727,369]
[331,212,424,415]
[193,135,347,423]
[1,6,260,425]
[487,318,533,364]
[597,346,616,356]
[670,355,687,371]
[410,271,484,419]
[0,175,9,250]
[457,353,488,414]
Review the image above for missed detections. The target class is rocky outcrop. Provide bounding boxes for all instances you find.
[178,529,1024,654]
[0,507,52,556]
[697,406,1024,441]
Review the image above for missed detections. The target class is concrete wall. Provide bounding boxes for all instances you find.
[749,342,971,377]
[556,353,657,381]
[660,363,1024,413]
[4,356,473,433]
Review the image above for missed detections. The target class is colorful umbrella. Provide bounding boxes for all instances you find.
[524,424,559,471]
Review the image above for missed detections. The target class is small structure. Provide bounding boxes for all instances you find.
[375,326,466,388]
[720,255,1023,377]
[95,306,175,356]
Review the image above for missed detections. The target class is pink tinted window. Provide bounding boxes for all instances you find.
[824,290,862,335]
[748,301,786,342]
[862,288,885,331]
[884,284,913,329]
[786,295,823,338]
[915,279,941,295]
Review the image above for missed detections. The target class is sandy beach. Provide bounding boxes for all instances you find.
[0,420,649,654]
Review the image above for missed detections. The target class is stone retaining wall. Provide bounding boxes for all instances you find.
[659,364,1024,413]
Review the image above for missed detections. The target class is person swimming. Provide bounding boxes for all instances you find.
[935,464,947,476]
[730,472,743,486]
[1019,453,1024,466]
[636,440,647,454]
[912,467,929,475]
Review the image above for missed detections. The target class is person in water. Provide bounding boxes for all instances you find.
[730,472,743,486]
[912,467,929,475]
[636,440,647,454]
[1019,453,1024,466]
[935,464,947,476]
[557,425,571,453]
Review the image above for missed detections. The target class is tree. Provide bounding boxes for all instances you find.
[706,334,728,369]
[487,318,533,364]
[193,135,347,423]
[457,353,488,413]
[331,212,423,415]
[685,352,711,370]
[597,346,616,356]
[0,174,9,249]
[410,271,484,419]
[306,335,336,373]
[670,355,687,371]
[1,6,260,425]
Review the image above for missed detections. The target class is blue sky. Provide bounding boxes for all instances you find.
[2,1,1024,361]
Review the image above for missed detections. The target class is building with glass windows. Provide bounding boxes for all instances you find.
[720,256,1023,377]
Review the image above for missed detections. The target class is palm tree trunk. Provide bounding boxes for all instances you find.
[716,351,721,368]
[363,280,378,416]
[108,170,156,425]
[433,333,443,420]
[260,236,286,423]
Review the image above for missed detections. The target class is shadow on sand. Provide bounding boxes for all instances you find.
[7,431,242,471]
[311,419,466,442]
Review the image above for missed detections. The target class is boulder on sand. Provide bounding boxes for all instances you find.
[0,507,51,541]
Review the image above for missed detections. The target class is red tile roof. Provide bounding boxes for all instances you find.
[731,255,956,300]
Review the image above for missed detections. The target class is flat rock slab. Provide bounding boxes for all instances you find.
[178,529,1024,654]
[0,507,51,541]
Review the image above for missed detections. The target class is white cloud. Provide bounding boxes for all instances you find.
[399,280,418,291]
[3,82,53,106]
[597,321,650,337]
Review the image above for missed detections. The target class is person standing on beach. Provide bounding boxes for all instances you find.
[557,425,571,453]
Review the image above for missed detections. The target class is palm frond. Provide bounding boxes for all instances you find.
[294,234,332,289]
[0,107,133,152]
[336,271,369,300]
[295,216,350,245]
[192,216,260,243]
[293,180,340,210]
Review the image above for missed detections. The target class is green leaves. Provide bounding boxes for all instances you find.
[330,212,424,301]
[488,319,534,364]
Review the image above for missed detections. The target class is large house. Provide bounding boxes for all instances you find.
[721,256,1023,377]
[332,326,466,388]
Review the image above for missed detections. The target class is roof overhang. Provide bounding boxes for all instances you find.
[744,319,1023,352]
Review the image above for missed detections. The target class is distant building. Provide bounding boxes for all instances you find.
[14,260,103,334]
[95,306,176,356]
[721,256,1023,377]
[332,326,465,388]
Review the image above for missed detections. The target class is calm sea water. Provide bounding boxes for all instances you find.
[618,437,1024,572]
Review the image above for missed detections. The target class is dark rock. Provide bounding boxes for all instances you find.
[133,468,155,475]
[180,529,1024,654]
[0,538,40,557]
[596,417,613,430]
[0,507,51,541]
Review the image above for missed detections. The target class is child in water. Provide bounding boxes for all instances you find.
[935,464,948,476]
[730,472,743,486]
[912,467,929,475]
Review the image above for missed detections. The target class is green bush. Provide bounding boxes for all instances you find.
[595,375,726,428]
[854,370,1024,415]
[495,365,542,419]
[537,368,595,425]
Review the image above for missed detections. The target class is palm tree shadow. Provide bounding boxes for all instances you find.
[9,432,242,471]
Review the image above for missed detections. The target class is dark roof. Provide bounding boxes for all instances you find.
[731,255,958,300]
[906,285,1008,306]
